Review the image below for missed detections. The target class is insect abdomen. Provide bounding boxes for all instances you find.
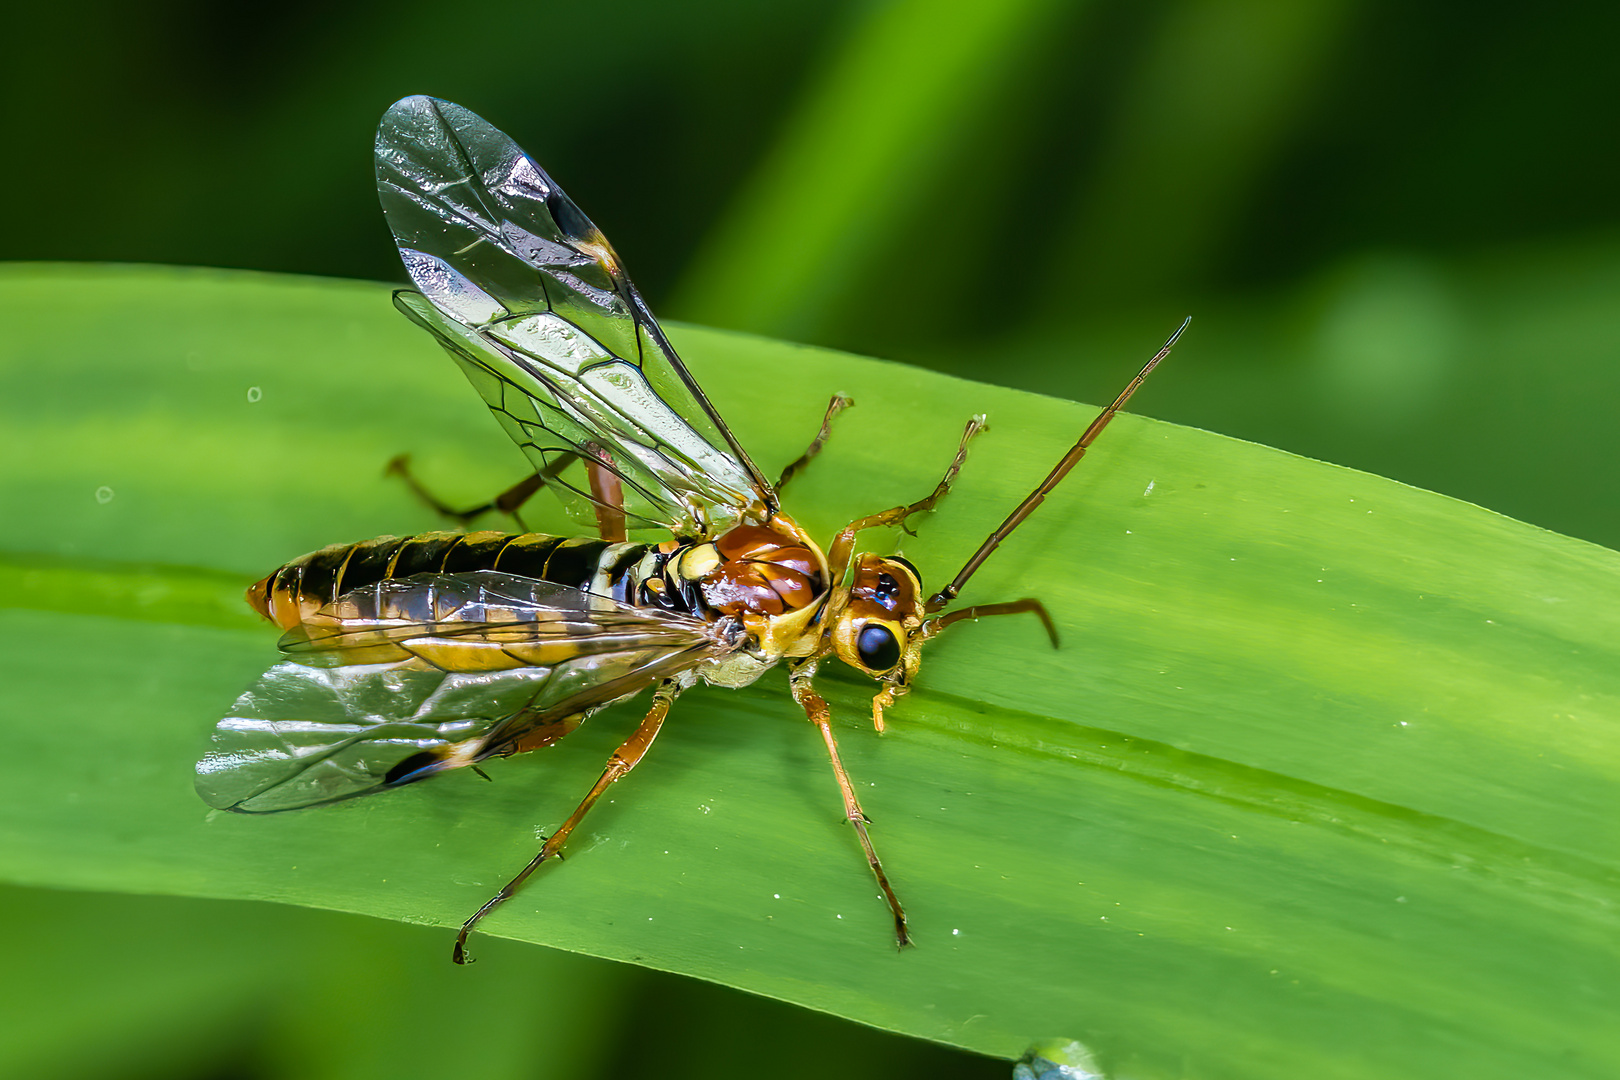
[248,530,648,630]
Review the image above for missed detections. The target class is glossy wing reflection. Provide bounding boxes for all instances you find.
[376,95,773,538]
[197,572,732,812]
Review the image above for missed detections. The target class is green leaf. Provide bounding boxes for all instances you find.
[3,264,1618,1079]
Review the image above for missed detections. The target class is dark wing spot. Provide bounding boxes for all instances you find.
[547,190,595,244]
[385,750,445,786]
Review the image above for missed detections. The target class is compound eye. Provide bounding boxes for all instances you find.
[856,623,901,673]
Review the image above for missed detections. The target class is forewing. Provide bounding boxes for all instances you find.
[376,95,772,537]
[197,572,729,813]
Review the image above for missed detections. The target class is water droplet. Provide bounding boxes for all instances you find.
[1014,1038,1105,1079]
[94,486,114,504]
[247,386,262,403]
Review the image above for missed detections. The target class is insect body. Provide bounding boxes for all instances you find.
[196,96,1184,962]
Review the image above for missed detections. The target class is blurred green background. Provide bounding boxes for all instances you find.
[4,0,1617,1077]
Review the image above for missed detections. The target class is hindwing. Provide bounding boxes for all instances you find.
[197,572,732,812]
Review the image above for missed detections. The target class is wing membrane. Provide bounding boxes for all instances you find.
[376,95,773,537]
[197,572,730,812]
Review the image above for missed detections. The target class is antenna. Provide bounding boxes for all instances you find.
[926,317,1190,613]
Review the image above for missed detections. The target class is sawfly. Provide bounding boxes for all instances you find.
[196,96,1186,962]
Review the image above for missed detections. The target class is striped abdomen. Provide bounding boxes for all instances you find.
[249,530,648,631]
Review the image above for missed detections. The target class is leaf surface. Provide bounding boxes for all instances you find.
[2,264,1617,1079]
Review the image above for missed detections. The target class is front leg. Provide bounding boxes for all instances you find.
[788,659,912,947]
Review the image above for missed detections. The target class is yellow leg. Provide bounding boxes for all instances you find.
[452,679,680,964]
[790,662,911,948]
[776,393,855,490]
[825,415,986,581]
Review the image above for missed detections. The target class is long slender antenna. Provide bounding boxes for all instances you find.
[926,317,1190,613]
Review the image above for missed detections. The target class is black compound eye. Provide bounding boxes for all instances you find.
[856,623,901,672]
[874,572,901,599]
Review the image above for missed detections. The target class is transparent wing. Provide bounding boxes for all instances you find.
[376,95,774,537]
[197,572,730,813]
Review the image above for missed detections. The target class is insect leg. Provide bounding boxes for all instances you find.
[581,442,628,543]
[452,679,681,964]
[922,598,1060,647]
[824,414,987,580]
[789,661,911,948]
[776,393,855,490]
[386,451,576,530]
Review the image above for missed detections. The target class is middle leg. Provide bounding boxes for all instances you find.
[776,393,855,491]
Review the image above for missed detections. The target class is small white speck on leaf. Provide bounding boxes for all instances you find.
[247,386,262,403]
[94,486,114,504]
